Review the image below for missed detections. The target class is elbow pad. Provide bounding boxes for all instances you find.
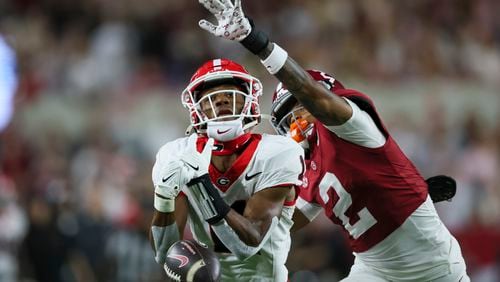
[211,217,279,260]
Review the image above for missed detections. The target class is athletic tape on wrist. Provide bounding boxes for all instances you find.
[154,193,175,213]
[261,43,288,75]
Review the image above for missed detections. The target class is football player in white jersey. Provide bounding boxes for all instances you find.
[196,1,469,281]
[149,58,304,281]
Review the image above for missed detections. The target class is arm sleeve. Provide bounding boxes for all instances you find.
[151,224,180,264]
[326,98,386,148]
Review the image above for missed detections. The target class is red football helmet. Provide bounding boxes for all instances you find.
[181,59,263,134]
[270,70,344,136]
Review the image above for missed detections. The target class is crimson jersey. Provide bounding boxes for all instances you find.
[299,89,428,252]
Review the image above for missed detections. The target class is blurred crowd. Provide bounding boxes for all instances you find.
[0,0,499,281]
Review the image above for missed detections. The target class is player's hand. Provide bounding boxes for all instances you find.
[180,134,214,179]
[155,159,193,198]
[154,159,194,212]
[198,0,252,41]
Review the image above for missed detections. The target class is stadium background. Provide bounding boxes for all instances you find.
[0,0,499,281]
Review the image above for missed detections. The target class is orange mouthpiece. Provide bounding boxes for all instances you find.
[289,118,309,143]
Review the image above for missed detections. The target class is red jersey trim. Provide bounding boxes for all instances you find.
[283,199,296,207]
[204,134,262,192]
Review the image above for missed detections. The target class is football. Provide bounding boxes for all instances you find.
[164,240,221,282]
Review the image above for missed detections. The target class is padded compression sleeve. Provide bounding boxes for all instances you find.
[151,224,180,264]
[188,174,230,225]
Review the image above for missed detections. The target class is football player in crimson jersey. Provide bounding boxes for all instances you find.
[149,58,304,281]
[197,1,469,281]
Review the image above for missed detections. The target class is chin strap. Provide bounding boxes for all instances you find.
[197,133,252,156]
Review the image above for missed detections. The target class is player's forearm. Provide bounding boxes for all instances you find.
[224,209,271,247]
[150,211,181,264]
[211,215,279,260]
[151,210,176,227]
[256,42,352,125]
[256,42,309,93]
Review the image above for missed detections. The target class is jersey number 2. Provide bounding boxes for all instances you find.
[319,172,377,239]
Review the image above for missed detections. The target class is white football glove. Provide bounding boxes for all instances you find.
[180,134,214,180]
[154,159,194,213]
[198,0,252,41]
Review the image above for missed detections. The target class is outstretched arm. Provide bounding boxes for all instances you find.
[198,0,352,126]
[263,46,352,126]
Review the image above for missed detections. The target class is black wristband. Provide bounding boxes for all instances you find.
[240,18,269,55]
[188,174,230,224]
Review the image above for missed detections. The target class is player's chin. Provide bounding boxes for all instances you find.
[216,115,237,122]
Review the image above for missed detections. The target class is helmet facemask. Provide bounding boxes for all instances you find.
[273,100,314,145]
[191,83,256,126]
[182,60,262,141]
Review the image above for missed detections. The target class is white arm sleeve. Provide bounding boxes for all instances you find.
[326,98,386,148]
[296,197,323,222]
[211,217,279,260]
[151,224,180,264]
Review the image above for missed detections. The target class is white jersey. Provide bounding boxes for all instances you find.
[153,133,304,282]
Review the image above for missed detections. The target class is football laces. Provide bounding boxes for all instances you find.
[163,263,181,282]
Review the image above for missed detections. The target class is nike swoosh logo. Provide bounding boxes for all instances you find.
[167,254,189,268]
[162,173,175,183]
[185,162,199,171]
[217,128,231,134]
[245,171,262,181]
